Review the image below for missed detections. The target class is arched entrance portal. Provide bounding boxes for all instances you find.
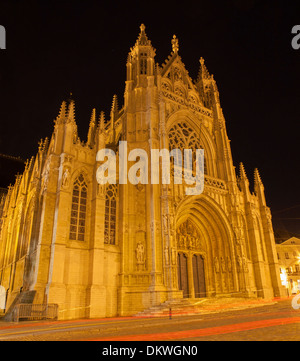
[175,195,238,299]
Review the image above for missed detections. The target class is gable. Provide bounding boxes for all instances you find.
[281,237,300,246]
[161,56,201,103]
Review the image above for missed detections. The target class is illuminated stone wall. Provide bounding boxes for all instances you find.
[0,25,284,320]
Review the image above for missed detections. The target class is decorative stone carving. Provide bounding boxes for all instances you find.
[176,219,201,250]
[42,168,50,192]
[233,225,245,245]
[171,247,177,265]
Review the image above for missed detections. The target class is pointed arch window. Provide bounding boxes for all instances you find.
[104,184,117,245]
[168,122,208,175]
[69,174,87,241]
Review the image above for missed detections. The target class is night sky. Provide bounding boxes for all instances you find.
[0,0,299,238]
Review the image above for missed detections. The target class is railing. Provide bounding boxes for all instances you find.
[204,175,226,190]
[13,303,58,322]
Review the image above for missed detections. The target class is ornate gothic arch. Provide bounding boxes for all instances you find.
[166,110,217,177]
[174,193,238,296]
[69,167,92,188]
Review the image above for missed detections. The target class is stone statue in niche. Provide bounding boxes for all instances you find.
[42,168,50,192]
[220,256,226,273]
[226,256,232,272]
[62,168,70,188]
[135,230,146,270]
[135,242,145,265]
[164,247,169,266]
[162,214,168,234]
[236,255,242,273]
[214,257,220,273]
[171,247,177,265]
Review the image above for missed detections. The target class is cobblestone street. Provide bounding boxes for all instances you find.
[0,298,299,341]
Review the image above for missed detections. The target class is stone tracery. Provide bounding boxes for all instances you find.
[176,219,201,251]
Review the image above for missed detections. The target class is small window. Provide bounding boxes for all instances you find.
[285,253,290,259]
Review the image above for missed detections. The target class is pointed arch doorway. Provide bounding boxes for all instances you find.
[176,219,206,298]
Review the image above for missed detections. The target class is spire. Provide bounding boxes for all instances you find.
[67,99,76,123]
[198,57,211,81]
[87,108,96,148]
[65,98,78,145]
[239,162,248,180]
[196,57,217,109]
[254,168,266,205]
[254,168,263,186]
[127,24,156,84]
[238,162,251,200]
[135,23,152,47]
[110,95,118,142]
[55,101,67,124]
[110,94,119,125]
[28,156,35,172]
[111,94,118,113]
[98,111,105,132]
[97,111,106,150]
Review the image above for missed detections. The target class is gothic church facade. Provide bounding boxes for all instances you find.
[0,25,284,319]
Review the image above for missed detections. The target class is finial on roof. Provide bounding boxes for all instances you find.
[172,35,179,53]
[198,57,211,80]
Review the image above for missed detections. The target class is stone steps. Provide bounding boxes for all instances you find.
[135,298,205,317]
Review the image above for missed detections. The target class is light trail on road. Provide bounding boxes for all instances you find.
[81,317,300,341]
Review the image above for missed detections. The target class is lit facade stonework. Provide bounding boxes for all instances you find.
[0,25,284,319]
[276,237,300,295]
